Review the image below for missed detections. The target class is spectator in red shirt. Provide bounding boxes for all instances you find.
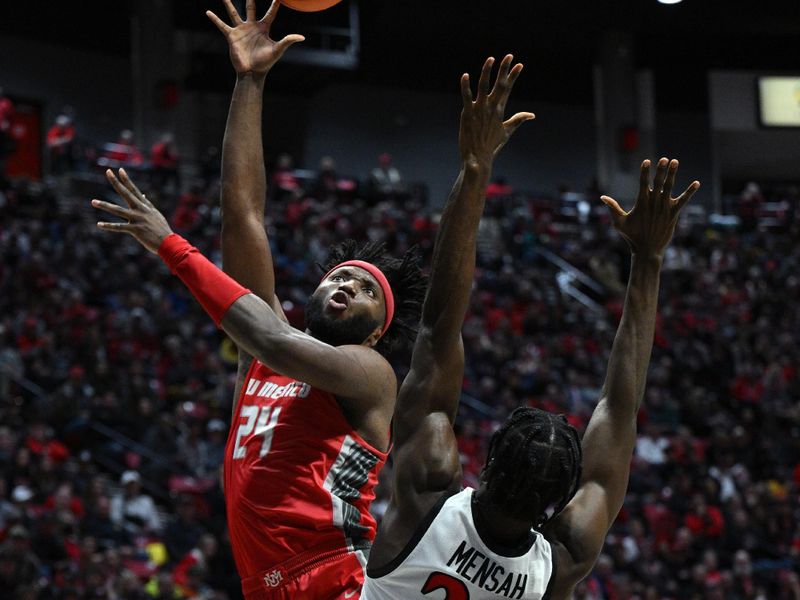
[0,87,12,134]
[684,494,725,539]
[46,115,76,175]
[43,482,85,522]
[172,533,217,592]
[486,175,514,200]
[0,87,14,182]
[25,422,69,464]
[151,132,179,190]
[271,152,300,201]
[171,183,203,234]
[103,129,143,167]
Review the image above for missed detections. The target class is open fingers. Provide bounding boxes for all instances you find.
[496,62,524,114]
[460,73,473,106]
[97,221,137,234]
[476,57,495,101]
[674,181,701,213]
[600,195,628,219]
[105,170,142,210]
[503,111,535,135]
[221,0,243,24]
[637,159,651,200]
[205,10,231,34]
[662,159,679,199]
[261,0,281,24]
[275,34,305,56]
[505,62,524,94]
[490,54,513,98]
[246,0,256,21]
[652,157,669,195]
[117,169,152,208]
[92,199,133,221]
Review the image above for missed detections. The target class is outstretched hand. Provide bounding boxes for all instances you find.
[601,158,700,258]
[206,0,304,76]
[92,169,174,254]
[459,54,535,168]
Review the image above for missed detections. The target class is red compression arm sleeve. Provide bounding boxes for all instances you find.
[158,233,251,327]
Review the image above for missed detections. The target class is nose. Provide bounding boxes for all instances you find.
[338,281,357,298]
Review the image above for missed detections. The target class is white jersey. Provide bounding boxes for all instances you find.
[362,488,555,600]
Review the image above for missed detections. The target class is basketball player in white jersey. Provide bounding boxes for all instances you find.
[362,97,700,599]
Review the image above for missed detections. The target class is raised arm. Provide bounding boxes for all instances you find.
[207,0,303,317]
[392,56,534,509]
[544,158,700,598]
[92,169,395,432]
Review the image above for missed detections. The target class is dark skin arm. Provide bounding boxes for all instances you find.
[207,0,304,414]
[92,168,396,450]
[543,158,700,599]
[369,55,534,568]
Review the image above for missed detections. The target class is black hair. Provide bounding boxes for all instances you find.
[320,239,427,359]
[480,407,582,528]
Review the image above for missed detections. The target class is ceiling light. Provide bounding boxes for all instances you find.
[658,0,683,4]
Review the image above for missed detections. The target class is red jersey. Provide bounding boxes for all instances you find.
[224,358,388,579]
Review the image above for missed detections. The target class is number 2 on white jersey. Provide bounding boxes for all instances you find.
[232,405,282,460]
[421,572,469,599]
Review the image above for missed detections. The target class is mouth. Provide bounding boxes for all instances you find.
[328,290,350,311]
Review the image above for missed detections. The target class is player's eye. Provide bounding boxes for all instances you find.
[331,275,343,282]
[364,287,375,297]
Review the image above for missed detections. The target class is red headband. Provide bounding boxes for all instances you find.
[322,260,395,337]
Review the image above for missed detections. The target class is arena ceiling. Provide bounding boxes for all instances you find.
[4,0,800,110]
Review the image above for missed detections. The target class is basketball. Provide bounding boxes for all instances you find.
[282,0,344,12]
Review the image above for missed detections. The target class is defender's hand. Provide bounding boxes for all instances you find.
[92,169,174,254]
[601,158,700,258]
[206,0,304,76]
[459,54,535,169]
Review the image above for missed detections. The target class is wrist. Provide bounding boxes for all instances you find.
[235,71,268,84]
[462,157,492,177]
[630,253,664,268]
[158,233,188,263]
[157,235,251,327]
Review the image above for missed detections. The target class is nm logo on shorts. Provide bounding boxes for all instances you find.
[263,569,284,588]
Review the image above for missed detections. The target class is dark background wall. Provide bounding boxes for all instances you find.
[304,83,598,202]
[0,35,133,145]
[711,70,800,187]
[0,33,791,209]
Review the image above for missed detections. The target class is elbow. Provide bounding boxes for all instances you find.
[416,323,464,356]
[597,396,638,426]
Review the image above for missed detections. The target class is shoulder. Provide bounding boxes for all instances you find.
[337,345,397,394]
[542,500,605,598]
[338,343,393,369]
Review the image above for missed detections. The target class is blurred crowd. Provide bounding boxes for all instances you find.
[451,183,800,599]
[0,143,799,600]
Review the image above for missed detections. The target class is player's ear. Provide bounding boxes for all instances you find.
[364,325,382,348]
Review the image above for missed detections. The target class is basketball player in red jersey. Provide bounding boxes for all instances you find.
[362,157,700,599]
[93,176,420,598]
[202,1,427,596]
[93,5,532,600]
[93,4,420,600]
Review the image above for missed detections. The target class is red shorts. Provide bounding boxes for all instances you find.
[240,546,366,600]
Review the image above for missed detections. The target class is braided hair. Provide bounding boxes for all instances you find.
[320,240,427,359]
[480,407,582,528]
